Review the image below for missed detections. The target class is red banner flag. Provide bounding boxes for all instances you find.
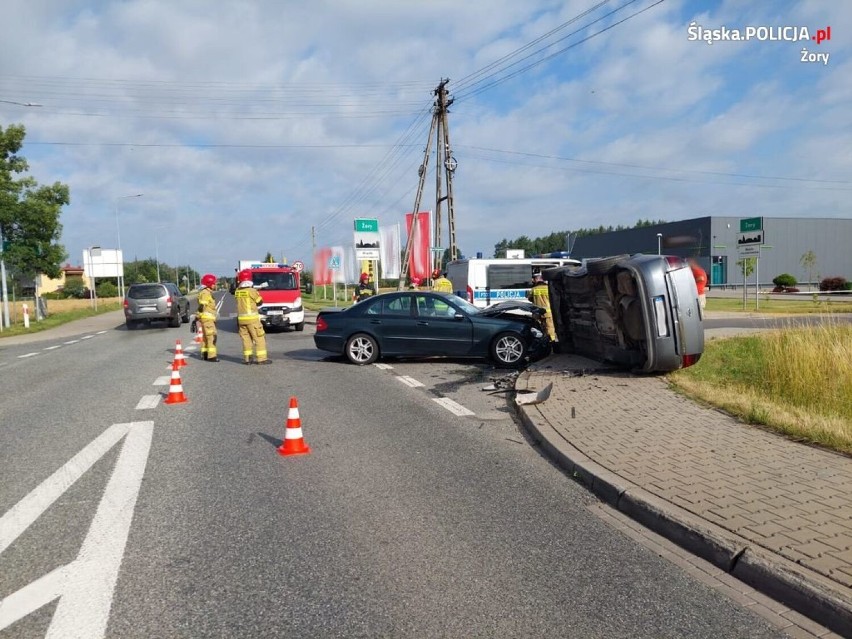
[405,211,431,282]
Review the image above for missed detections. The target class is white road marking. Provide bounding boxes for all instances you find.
[397,375,424,388]
[18,353,39,359]
[64,340,79,345]
[95,331,107,335]
[153,376,170,386]
[0,423,130,555]
[135,395,161,410]
[433,397,475,417]
[0,422,153,637]
[374,363,393,370]
[81,335,94,340]
[43,345,62,351]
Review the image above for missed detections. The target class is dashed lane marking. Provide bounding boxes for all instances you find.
[433,397,475,417]
[80,335,94,340]
[17,353,38,359]
[63,340,79,345]
[397,375,424,388]
[44,345,62,351]
[135,395,161,410]
[374,363,393,370]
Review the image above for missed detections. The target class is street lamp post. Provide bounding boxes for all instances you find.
[114,193,143,298]
[656,233,663,255]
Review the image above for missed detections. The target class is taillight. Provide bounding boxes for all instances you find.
[123,299,129,309]
[166,296,173,308]
[316,317,328,332]
[466,286,473,303]
[682,353,702,368]
[664,256,686,270]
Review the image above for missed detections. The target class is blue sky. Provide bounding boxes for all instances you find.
[0,0,847,279]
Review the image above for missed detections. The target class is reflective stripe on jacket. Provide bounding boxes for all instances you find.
[235,287,263,322]
[197,288,217,320]
[433,277,453,293]
[529,283,551,314]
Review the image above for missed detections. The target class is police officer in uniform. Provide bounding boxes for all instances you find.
[353,272,374,303]
[431,269,453,293]
[198,273,219,362]
[528,272,556,342]
[235,269,271,364]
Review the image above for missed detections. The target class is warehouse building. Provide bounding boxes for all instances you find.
[569,216,852,289]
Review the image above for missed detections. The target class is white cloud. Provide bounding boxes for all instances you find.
[1,0,848,275]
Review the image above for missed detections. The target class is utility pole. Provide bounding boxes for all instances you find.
[400,79,458,289]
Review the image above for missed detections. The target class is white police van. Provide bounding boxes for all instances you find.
[446,253,581,309]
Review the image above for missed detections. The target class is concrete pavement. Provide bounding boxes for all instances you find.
[515,351,852,638]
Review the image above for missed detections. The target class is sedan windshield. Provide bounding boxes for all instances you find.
[444,295,479,315]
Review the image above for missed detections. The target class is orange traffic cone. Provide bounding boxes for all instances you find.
[277,397,311,456]
[164,360,189,404]
[194,322,203,345]
[173,339,187,368]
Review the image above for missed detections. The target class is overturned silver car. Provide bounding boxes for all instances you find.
[543,254,704,373]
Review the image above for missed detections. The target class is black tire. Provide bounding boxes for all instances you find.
[490,332,528,368]
[586,255,628,275]
[181,307,190,323]
[125,319,136,330]
[169,313,181,328]
[345,333,379,365]
[293,322,305,332]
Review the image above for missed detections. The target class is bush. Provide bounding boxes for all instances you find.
[63,281,87,299]
[772,273,797,288]
[819,276,848,292]
[96,281,118,297]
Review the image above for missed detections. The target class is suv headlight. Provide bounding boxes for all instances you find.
[531,327,543,338]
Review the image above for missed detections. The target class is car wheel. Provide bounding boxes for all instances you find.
[293,322,305,332]
[491,332,528,368]
[345,333,379,365]
[125,319,136,330]
[169,313,181,328]
[181,308,190,323]
[586,255,628,275]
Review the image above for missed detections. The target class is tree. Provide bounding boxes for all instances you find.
[736,257,756,279]
[800,250,817,291]
[0,124,68,280]
[264,251,275,263]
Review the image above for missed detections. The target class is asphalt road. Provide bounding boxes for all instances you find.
[0,297,792,637]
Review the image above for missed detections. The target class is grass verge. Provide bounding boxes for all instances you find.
[668,320,852,455]
[0,302,123,338]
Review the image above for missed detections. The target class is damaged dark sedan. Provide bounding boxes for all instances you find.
[314,291,551,367]
[544,254,704,373]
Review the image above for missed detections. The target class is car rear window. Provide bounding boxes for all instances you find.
[129,285,165,299]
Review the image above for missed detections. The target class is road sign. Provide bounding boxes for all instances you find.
[328,255,340,270]
[354,218,379,233]
[739,217,763,233]
[292,260,304,272]
[738,244,760,256]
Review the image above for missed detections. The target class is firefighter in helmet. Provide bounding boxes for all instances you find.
[353,272,374,303]
[235,269,271,365]
[431,268,453,293]
[197,273,219,362]
[528,272,556,342]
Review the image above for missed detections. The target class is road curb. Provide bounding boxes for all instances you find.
[513,376,852,637]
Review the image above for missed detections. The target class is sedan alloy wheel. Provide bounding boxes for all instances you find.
[345,333,379,365]
[491,332,527,367]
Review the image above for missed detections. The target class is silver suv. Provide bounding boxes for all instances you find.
[124,282,190,329]
[545,254,704,373]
